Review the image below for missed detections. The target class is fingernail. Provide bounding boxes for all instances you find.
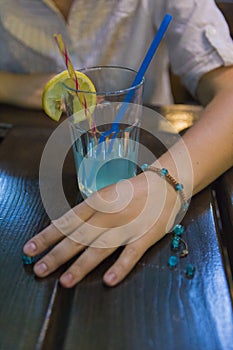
[35,262,48,275]
[60,273,73,286]
[24,241,37,254]
[104,272,117,284]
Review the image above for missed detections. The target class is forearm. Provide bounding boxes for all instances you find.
[0,71,54,109]
[183,88,232,195]
[153,67,233,199]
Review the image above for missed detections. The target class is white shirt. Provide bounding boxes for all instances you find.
[0,0,233,104]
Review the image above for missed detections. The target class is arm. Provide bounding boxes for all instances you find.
[23,65,233,288]
[157,66,233,197]
[186,66,233,193]
[0,71,54,109]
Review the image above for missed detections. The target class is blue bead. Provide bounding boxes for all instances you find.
[22,254,35,265]
[141,163,149,171]
[168,255,178,268]
[175,183,184,191]
[186,264,195,278]
[160,168,168,177]
[171,236,181,250]
[173,224,184,235]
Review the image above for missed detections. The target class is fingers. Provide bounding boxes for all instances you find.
[23,223,64,256]
[59,246,116,288]
[59,230,153,288]
[31,220,124,285]
[28,210,166,288]
[103,225,166,287]
[30,209,113,280]
[57,238,145,288]
[103,244,143,286]
[33,236,85,277]
[29,222,164,288]
[59,223,163,288]
[33,241,116,288]
[32,214,110,279]
[23,201,95,256]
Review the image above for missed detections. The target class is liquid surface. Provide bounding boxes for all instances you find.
[73,136,139,197]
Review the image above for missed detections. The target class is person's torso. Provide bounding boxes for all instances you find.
[0,0,173,104]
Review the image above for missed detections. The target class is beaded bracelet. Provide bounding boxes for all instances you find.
[141,164,195,278]
[141,164,189,213]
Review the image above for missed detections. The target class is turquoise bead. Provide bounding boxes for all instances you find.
[141,163,149,171]
[171,236,181,250]
[22,254,35,265]
[186,264,195,278]
[168,255,178,268]
[173,224,184,235]
[160,168,168,176]
[175,183,184,191]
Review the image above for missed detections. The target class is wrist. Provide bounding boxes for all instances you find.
[150,147,194,200]
[141,163,189,232]
[138,170,181,234]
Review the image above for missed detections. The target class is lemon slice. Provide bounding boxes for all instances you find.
[42,70,96,122]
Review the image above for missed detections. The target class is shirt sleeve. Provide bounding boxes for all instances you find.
[161,0,233,96]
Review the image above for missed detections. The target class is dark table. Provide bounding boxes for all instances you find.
[0,104,233,350]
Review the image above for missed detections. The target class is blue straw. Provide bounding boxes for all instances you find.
[91,14,172,186]
[99,13,172,148]
[115,13,172,122]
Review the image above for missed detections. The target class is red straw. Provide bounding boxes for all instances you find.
[54,34,79,91]
[54,33,92,124]
[54,34,101,141]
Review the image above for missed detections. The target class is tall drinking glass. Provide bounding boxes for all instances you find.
[63,66,144,198]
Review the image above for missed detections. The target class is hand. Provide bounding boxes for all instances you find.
[23,172,179,287]
[0,72,54,108]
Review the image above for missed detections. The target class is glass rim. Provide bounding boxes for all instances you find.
[62,65,144,96]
